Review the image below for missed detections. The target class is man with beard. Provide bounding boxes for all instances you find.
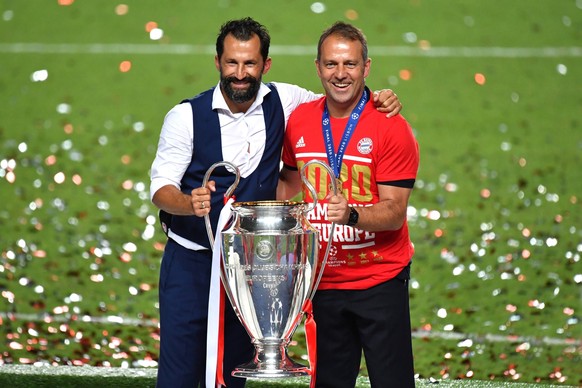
[149,17,402,388]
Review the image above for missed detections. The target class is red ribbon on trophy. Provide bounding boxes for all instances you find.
[206,197,236,388]
[303,298,317,388]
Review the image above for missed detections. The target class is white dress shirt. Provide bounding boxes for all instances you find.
[150,81,320,249]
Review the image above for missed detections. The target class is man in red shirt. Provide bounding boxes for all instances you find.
[277,21,419,387]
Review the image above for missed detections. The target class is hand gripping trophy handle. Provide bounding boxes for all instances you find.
[300,159,337,300]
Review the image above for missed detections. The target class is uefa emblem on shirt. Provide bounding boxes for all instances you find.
[357,137,373,154]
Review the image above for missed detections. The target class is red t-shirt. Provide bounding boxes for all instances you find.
[282,95,420,290]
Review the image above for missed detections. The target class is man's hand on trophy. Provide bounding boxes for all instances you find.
[191,180,216,217]
[325,192,351,225]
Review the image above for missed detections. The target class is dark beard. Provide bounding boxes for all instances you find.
[220,74,262,104]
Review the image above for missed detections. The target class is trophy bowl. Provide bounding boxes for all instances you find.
[203,159,337,380]
[221,200,319,378]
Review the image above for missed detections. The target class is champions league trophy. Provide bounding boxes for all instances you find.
[204,160,337,379]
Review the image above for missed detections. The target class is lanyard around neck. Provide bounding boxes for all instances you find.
[322,89,368,179]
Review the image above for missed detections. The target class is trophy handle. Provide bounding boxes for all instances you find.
[202,161,241,246]
[300,160,337,300]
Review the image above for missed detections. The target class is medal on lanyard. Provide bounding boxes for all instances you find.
[322,90,368,192]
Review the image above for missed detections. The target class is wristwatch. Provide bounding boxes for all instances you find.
[347,207,359,226]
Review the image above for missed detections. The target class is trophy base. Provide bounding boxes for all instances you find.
[232,358,310,379]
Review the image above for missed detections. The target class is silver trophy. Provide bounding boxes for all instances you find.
[204,160,336,379]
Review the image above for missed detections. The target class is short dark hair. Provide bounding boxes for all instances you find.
[216,17,271,61]
[317,21,368,62]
